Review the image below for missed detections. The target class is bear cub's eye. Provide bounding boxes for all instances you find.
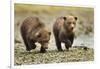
[67,22,71,24]
[73,22,76,24]
[37,33,41,38]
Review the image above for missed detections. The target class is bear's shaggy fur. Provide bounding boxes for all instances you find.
[53,15,77,51]
[21,16,51,53]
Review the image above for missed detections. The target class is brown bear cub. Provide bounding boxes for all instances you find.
[21,16,51,53]
[53,15,77,51]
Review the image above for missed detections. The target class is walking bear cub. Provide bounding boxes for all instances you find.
[53,15,77,51]
[21,16,51,53]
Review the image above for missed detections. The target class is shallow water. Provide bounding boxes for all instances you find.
[73,34,94,48]
[48,34,94,51]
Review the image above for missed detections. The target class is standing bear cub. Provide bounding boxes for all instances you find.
[53,15,77,51]
[21,16,51,53]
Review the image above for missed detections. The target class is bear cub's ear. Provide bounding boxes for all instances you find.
[74,16,77,20]
[63,17,67,20]
[48,32,51,35]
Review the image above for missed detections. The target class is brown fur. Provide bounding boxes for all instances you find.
[53,15,77,51]
[21,16,51,53]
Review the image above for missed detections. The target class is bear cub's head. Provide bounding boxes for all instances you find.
[63,15,77,32]
[34,28,51,49]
